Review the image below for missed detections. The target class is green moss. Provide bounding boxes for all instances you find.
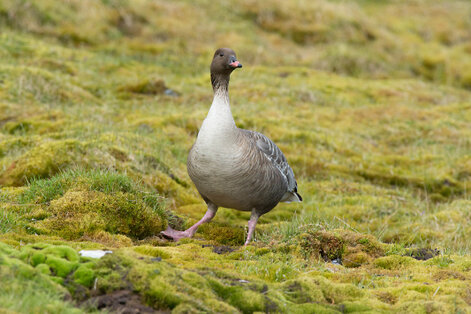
[280,278,325,304]
[119,78,167,95]
[0,241,18,255]
[340,230,385,267]
[374,255,417,270]
[425,256,454,268]
[145,278,182,310]
[82,230,133,248]
[73,264,95,287]
[35,263,51,275]
[49,276,64,285]
[180,272,208,289]
[198,223,245,245]
[0,140,86,186]
[343,252,370,268]
[20,168,137,204]
[171,303,201,314]
[31,189,166,240]
[45,255,78,278]
[10,169,167,241]
[298,231,345,261]
[2,0,471,312]
[0,242,88,312]
[42,245,80,262]
[289,303,339,314]
[208,279,265,314]
[134,245,171,259]
[94,253,132,293]
[30,252,46,266]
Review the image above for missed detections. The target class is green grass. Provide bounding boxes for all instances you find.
[20,168,138,203]
[1,0,471,312]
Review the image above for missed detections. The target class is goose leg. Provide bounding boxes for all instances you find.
[244,211,260,246]
[161,203,218,241]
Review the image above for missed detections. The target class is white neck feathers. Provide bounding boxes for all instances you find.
[196,88,237,147]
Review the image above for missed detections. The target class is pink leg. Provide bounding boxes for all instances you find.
[244,211,260,246]
[161,203,218,241]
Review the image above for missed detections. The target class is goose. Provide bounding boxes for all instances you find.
[161,48,302,245]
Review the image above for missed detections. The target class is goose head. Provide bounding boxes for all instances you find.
[210,48,242,91]
[210,48,242,75]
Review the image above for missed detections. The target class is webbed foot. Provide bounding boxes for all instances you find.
[161,226,192,241]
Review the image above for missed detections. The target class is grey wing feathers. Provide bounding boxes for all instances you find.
[242,130,300,197]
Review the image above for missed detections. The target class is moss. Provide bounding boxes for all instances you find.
[0,140,87,186]
[280,278,325,304]
[134,245,171,259]
[2,0,471,312]
[49,276,65,285]
[340,230,385,267]
[180,271,209,289]
[18,168,140,205]
[198,223,245,246]
[94,253,132,294]
[172,303,201,314]
[374,255,417,270]
[42,245,80,262]
[119,78,167,95]
[208,279,265,314]
[0,246,78,312]
[432,269,467,282]
[278,275,367,308]
[0,242,19,256]
[45,255,78,278]
[81,230,133,248]
[404,248,440,261]
[343,252,370,268]
[7,242,99,286]
[31,189,166,240]
[108,147,130,162]
[144,278,182,310]
[30,252,46,266]
[425,256,454,268]
[73,264,95,287]
[240,0,375,46]
[255,248,270,256]
[375,290,397,305]
[143,172,200,207]
[35,263,51,275]
[298,231,345,262]
[289,303,339,314]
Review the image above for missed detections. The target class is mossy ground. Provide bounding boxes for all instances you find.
[1,0,471,312]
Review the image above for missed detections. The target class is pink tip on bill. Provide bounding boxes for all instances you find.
[230,61,241,68]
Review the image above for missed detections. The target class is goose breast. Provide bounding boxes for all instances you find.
[187,129,288,212]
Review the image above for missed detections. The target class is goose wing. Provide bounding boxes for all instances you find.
[241,129,302,201]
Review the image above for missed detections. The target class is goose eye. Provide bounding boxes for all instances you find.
[219,53,224,57]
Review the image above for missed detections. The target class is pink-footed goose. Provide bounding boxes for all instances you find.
[162,48,302,245]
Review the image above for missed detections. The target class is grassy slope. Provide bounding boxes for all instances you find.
[1,0,471,312]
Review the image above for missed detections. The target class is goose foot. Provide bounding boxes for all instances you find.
[162,204,218,242]
[161,227,192,241]
[243,211,260,246]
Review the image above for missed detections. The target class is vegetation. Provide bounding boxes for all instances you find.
[1,0,471,312]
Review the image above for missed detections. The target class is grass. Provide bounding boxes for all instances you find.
[1,0,471,312]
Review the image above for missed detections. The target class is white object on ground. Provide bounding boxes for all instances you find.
[79,250,113,259]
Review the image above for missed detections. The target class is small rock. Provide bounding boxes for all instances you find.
[212,245,235,254]
[405,248,440,261]
[164,88,179,97]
